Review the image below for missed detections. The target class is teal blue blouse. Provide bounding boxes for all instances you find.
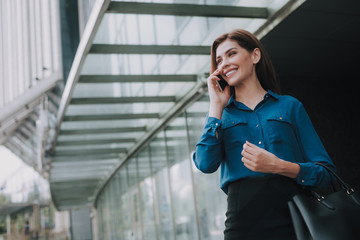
[193,90,336,194]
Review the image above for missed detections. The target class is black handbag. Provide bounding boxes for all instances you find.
[288,162,360,240]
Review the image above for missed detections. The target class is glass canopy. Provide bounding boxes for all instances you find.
[50,0,297,210]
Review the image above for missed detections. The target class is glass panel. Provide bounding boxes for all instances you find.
[66,103,174,115]
[186,99,228,240]
[150,131,175,240]
[108,181,117,240]
[97,195,104,239]
[95,13,267,45]
[82,54,209,75]
[137,147,158,239]
[186,98,209,148]
[150,132,168,174]
[165,114,199,240]
[101,188,111,240]
[111,172,124,239]
[119,167,132,239]
[72,82,194,98]
[127,159,143,239]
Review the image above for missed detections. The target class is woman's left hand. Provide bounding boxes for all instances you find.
[241,141,281,174]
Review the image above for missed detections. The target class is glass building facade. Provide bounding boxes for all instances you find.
[96,96,228,240]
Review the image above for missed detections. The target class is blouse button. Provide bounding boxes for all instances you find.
[256,124,259,127]
[232,122,234,125]
[279,116,283,120]
[258,141,262,145]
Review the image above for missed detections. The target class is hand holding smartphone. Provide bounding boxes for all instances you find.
[216,75,228,92]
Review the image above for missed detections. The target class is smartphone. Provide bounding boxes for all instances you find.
[216,75,228,91]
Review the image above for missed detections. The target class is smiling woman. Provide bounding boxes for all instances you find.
[192,29,336,240]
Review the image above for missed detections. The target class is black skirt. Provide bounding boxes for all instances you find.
[224,176,308,240]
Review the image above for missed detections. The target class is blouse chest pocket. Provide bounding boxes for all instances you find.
[222,118,248,130]
[221,118,248,148]
[264,113,295,143]
[265,113,291,125]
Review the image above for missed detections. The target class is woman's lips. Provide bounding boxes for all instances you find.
[225,69,237,77]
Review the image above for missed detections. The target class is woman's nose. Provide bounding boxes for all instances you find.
[218,59,229,72]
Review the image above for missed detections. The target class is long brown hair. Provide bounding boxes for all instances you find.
[210,29,280,94]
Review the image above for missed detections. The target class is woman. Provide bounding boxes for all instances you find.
[193,29,336,239]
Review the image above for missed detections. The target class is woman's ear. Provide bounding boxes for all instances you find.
[251,48,261,64]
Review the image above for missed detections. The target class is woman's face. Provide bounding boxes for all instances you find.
[215,39,259,87]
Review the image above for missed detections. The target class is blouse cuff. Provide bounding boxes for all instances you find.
[296,162,318,186]
[203,116,223,140]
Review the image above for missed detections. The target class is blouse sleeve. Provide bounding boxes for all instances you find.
[192,115,224,173]
[293,101,336,188]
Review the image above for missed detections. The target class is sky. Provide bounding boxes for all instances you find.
[0,145,49,203]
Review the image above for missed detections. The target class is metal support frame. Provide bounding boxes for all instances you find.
[56,138,137,146]
[107,2,268,19]
[53,154,121,162]
[0,71,61,127]
[93,78,208,206]
[63,113,159,121]
[54,0,112,151]
[59,126,146,135]
[90,44,210,55]
[70,96,176,104]
[79,74,197,83]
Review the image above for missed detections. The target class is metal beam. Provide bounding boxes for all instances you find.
[78,74,197,83]
[51,159,119,167]
[55,147,127,157]
[56,138,136,146]
[51,166,111,174]
[54,0,112,151]
[51,174,106,182]
[59,126,146,135]
[90,44,210,55]
[70,96,176,104]
[63,113,159,121]
[107,2,268,19]
[254,0,306,39]
[53,154,121,162]
[0,72,62,124]
[51,169,110,176]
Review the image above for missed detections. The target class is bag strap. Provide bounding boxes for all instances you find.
[315,162,354,195]
[313,162,360,207]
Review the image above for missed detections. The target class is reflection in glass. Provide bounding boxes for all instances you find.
[186,101,228,240]
[119,168,132,239]
[150,132,175,240]
[127,159,143,239]
[137,147,157,239]
[166,115,199,240]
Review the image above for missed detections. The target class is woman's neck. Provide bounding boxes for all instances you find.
[234,79,267,110]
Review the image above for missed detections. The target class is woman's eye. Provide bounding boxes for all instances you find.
[229,51,236,56]
[216,59,222,65]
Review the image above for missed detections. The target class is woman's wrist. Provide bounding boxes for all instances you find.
[276,159,300,179]
[209,102,224,119]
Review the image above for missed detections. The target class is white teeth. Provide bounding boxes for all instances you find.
[226,70,236,77]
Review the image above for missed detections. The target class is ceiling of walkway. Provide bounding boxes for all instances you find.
[50,0,310,210]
